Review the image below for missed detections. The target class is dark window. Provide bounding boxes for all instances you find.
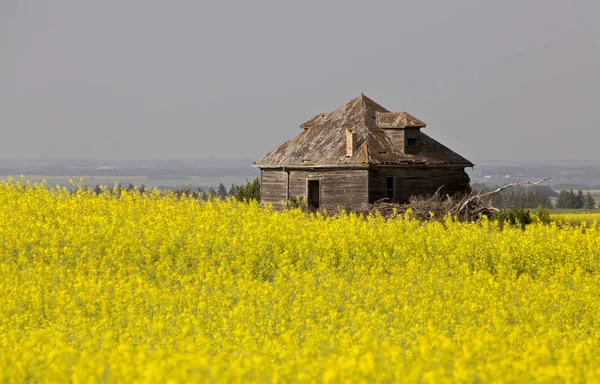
[386,177,394,200]
[407,138,418,147]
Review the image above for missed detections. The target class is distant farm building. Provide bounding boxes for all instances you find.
[253,94,473,211]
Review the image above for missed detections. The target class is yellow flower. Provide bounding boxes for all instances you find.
[0,178,600,382]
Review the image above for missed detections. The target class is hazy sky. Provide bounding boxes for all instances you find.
[1,0,599,162]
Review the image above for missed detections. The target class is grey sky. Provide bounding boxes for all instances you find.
[1,0,599,162]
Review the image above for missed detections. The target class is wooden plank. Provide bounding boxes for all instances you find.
[260,169,286,209]
[368,166,470,204]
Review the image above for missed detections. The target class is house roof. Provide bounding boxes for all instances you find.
[254,94,473,168]
[377,112,426,128]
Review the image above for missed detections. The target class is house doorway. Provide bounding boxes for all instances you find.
[307,180,320,210]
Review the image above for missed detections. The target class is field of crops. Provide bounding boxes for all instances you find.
[551,212,600,225]
[2,179,600,382]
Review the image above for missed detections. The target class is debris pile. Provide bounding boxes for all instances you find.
[359,179,551,222]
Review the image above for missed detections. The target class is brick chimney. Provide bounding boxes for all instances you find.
[346,129,354,157]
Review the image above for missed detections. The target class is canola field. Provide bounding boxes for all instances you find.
[2,180,600,383]
[551,212,600,226]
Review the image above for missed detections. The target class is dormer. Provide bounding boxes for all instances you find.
[376,111,426,154]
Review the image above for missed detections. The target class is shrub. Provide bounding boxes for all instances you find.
[493,207,532,230]
[534,205,553,225]
[235,177,261,202]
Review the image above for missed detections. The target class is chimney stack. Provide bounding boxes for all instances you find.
[346,129,354,157]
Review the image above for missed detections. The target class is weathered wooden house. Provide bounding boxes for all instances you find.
[253,94,473,210]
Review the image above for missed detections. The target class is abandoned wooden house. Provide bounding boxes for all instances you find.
[253,94,473,211]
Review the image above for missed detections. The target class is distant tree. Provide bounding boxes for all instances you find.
[93,184,103,195]
[568,190,577,209]
[493,188,552,209]
[555,189,586,209]
[217,183,228,199]
[208,187,217,197]
[139,185,147,194]
[228,184,236,196]
[491,191,503,208]
[197,188,207,200]
[576,190,585,209]
[584,192,596,210]
[174,185,195,198]
[235,177,261,202]
[531,190,552,209]
[478,184,553,209]
[126,183,135,192]
[555,190,570,209]
[542,192,553,209]
[501,191,517,208]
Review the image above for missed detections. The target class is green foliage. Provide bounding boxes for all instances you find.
[217,183,228,199]
[584,192,596,210]
[475,184,554,209]
[288,196,308,211]
[493,207,533,230]
[235,177,261,202]
[173,185,203,199]
[534,205,552,225]
[556,189,591,209]
[493,188,553,209]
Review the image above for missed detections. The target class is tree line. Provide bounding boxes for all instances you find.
[472,184,555,209]
[491,189,553,209]
[90,177,261,202]
[554,190,596,209]
[472,183,596,209]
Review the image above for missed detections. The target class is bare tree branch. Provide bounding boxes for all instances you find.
[361,178,552,222]
[458,178,551,212]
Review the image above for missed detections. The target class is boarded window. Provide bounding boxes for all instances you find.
[386,177,394,200]
[407,138,418,147]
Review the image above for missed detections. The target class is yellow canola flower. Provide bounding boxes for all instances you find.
[551,212,600,226]
[0,179,600,382]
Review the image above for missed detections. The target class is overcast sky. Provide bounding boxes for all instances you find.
[1,0,599,162]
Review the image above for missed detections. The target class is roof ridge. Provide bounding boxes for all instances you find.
[358,93,389,112]
[357,94,372,163]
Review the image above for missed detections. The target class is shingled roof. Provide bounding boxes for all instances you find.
[254,94,473,168]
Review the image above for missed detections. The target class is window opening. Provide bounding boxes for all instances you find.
[386,177,394,200]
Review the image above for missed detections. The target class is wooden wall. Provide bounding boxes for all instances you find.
[260,169,287,209]
[261,168,369,211]
[368,166,471,204]
[263,166,470,209]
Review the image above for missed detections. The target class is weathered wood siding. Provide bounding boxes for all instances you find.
[260,169,287,209]
[263,166,469,209]
[368,166,470,204]
[261,168,369,211]
[289,169,368,211]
